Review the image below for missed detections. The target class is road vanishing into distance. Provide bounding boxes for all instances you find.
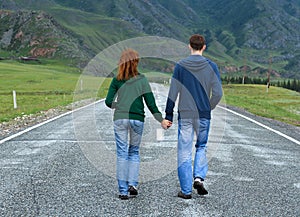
[1,83,299,216]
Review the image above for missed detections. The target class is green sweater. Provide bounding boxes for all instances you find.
[105,73,163,123]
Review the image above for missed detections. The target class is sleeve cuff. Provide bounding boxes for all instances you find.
[165,114,173,122]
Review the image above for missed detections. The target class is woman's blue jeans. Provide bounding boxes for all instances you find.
[178,118,210,195]
[114,119,144,195]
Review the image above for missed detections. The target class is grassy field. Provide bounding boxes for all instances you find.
[222,84,300,126]
[0,60,80,121]
[0,60,109,122]
[1,61,299,126]
[0,61,169,122]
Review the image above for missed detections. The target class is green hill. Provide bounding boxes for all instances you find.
[0,0,300,78]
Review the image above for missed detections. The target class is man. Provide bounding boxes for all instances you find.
[165,34,223,199]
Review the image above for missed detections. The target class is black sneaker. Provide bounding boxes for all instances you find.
[128,186,138,197]
[193,180,208,195]
[118,195,129,200]
[178,191,192,199]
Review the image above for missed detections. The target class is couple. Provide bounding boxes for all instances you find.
[105,34,223,200]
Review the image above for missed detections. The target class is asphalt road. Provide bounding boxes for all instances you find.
[0,83,299,216]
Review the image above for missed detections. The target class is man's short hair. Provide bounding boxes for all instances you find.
[189,34,206,51]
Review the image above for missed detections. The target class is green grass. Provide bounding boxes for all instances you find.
[0,60,113,122]
[1,60,300,127]
[0,61,167,123]
[0,60,80,121]
[223,84,300,126]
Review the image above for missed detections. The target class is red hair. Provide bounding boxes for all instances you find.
[117,48,139,80]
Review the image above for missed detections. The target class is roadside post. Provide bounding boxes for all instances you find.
[13,90,17,109]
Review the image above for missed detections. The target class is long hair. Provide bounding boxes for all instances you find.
[117,48,139,80]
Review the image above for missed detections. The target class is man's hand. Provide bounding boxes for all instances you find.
[161,119,172,130]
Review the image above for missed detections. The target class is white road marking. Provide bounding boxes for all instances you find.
[0,99,105,145]
[1,102,299,147]
[218,105,300,145]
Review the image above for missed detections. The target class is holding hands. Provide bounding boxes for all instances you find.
[161,119,172,130]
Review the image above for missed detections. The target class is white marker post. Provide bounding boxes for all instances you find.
[13,90,17,109]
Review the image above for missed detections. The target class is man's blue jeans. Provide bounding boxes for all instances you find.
[114,119,144,195]
[178,118,210,195]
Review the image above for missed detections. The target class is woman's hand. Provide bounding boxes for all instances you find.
[161,119,172,130]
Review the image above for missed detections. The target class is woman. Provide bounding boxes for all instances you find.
[105,48,171,200]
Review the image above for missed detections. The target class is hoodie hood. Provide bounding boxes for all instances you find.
[178,55,209,73]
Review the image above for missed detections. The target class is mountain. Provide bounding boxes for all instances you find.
[0,10,93,65]
[0,0,300,78]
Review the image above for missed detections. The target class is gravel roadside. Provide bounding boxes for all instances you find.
[0,99,96,140]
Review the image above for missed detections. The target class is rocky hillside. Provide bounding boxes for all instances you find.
[0,0,300,78]
[0,9,92,65]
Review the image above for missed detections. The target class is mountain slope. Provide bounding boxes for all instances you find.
[52,0,193,40]
[0,9,93,65]
[0,0,299,78]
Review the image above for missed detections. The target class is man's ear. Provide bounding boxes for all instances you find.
[202,44,207,51]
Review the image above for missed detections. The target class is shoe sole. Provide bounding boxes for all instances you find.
[129,194,137,198]
[129,192,138,197]
[119,195,129,200]
[178,191,192,199]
